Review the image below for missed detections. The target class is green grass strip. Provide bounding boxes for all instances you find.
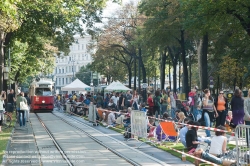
[0,112,16,164]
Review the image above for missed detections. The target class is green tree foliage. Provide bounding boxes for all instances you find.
[218,56,246,89]
[0,0,114,89]
[75,64,92,86]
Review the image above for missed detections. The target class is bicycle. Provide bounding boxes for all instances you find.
[2,111,12,130]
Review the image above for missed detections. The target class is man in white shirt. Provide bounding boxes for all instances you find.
[111,93,118,106]
[107,108,116,126]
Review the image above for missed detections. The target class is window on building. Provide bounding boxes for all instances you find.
[62,78,64,85]
[62,69,64,73]
[59,78,61,85]
[78,45,80,50]
[82,44,84,50]
[66,67,68,73]
[59,69,61,73]
[66,78,68,84]
[69,57,71,61]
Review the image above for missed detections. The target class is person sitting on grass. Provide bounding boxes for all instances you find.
[116,109,127,128]
[173,109,181,122]
[107,108,116,128]
[177,112,186,128]
[193,126,233,166]
[179,118,191,147]
[185,121,200,152]
[181,120,211,148]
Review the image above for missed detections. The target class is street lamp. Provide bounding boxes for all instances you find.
[68,59,77,82]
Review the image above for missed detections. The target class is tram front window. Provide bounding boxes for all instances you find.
[35,88,52,96]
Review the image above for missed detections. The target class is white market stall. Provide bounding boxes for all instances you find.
[61,79,92,91]
[105,81,131,91]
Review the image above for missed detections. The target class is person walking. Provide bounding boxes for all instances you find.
[24,92,31,122]
[244,89,250,146]
[7,89,15,119]
[96,93,103,108]
[214,90,228,127]
[131,91,139,110]
[16,92,28,128]
[169,91,176,119]
[161,89,168,115]
[202,89,218,137]
[125,91,132,107]
[154,90,161,120]
[0,91,6,132]
[147,93,154,116]
[231,88,244,127]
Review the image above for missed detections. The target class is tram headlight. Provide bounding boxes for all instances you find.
[42,100,45,103]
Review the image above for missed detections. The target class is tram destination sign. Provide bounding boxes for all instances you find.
[39,84,49,87]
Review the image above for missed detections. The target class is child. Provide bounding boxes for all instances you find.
[140,103,147,112]
[225,111,233,131]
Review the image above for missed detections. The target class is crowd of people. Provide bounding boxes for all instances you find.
[43,87,250,165]
[0,89,31,131]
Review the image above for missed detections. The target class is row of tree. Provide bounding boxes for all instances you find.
[0,0,115,90]
[89,0,250,97]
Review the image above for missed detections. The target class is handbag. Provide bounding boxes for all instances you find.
[20,101,29,111]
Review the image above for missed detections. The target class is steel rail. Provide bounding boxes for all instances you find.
[52,112,142,166]
[35,113,73,166]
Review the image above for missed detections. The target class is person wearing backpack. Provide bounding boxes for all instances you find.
[154,90,161,120]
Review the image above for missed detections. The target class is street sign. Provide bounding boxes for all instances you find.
[142,83,147,89]
[85,87,91,91]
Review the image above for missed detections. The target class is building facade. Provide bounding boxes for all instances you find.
[53,35,93,92]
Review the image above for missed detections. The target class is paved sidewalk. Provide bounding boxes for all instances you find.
[2,121,40,166]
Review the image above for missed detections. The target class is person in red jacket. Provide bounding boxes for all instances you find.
[147,93,154,116]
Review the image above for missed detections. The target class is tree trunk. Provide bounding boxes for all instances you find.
[128,66,132,89]
[0,32,5,91]
[168,46,179,93]
[180,30,189,99]
[139,49,147,102]
[160,49,167,90]
[197,34,209,90]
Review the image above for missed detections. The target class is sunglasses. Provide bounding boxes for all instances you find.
[220,93,224,94]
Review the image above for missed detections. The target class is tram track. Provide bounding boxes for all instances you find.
[35,112,143,166]
[35,113,73,166]
[51,112,141,166]
[52,110,168,166]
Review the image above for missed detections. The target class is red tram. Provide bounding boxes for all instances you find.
[29,79,54,112]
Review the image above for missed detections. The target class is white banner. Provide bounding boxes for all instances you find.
[88,103,96,122]
[131,110,147,138]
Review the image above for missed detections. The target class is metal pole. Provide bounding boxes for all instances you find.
[8,47,11,90]
[73,60,75,81]
[138,56,141,95]
[91,71,93,86]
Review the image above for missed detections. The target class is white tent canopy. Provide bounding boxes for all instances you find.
[61,79,91,91]
[105,81,131,91]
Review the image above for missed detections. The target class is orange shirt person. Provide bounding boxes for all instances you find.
[214,90,228,127]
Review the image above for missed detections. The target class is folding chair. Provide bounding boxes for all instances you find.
[159,121,179,143]
[97,109,104,121]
